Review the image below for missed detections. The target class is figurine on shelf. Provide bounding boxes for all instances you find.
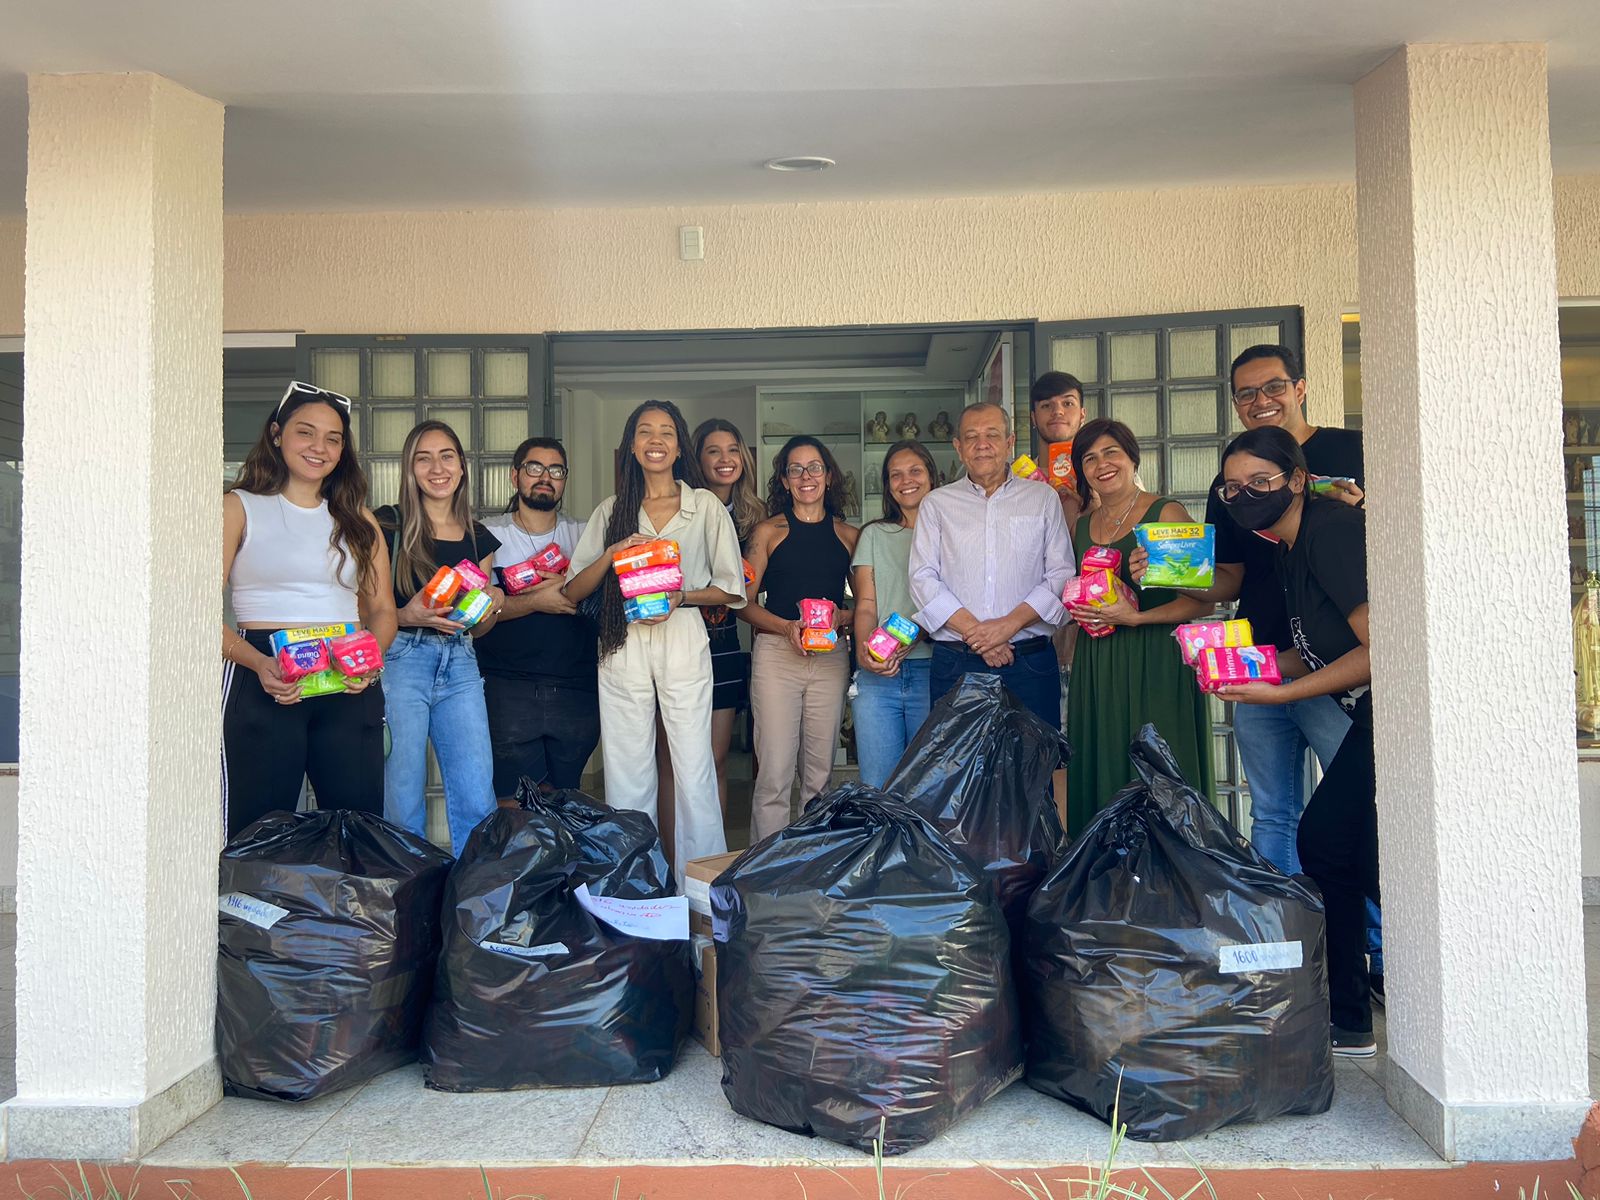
[1584,417,1594,447]
[898,412,920,439]
[1572,514,1586,540]
[865,411,891,443]
[842,471,860,518]
[1573,457,1590,491]
[1566,414,1581,445]
[865,471,880,496]
[929,410,953,440]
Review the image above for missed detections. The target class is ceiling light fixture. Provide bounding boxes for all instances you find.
[764,156,836,172]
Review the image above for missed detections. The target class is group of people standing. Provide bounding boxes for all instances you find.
[220,340,1381,1059]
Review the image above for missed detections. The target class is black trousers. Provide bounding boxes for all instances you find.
[482,674,602,798]
[1297,720,1379,1033]
[221,630,385,841]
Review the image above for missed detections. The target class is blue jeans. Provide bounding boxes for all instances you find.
[382,629,498,857]
[851,659,933,788]
[929,639,1062,734]
[1233,693,1352,876]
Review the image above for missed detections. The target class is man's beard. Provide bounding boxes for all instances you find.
[520,490,559,512]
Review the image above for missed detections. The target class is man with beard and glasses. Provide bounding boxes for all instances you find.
[477,437,600,795]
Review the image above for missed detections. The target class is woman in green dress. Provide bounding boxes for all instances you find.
[1064,418,1215,833]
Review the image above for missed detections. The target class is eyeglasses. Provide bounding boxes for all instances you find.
[1216,472,1286,502]
[276,380,352,417]
[517,462,568,480]
[784,462,827,479]
[1231,378,1295,406]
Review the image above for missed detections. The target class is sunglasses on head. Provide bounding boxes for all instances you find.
[276,380,352,418]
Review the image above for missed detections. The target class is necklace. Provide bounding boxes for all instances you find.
[1093,489,1142,545]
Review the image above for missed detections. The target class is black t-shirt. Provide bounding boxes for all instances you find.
[375,505,502,607]
[1207,426,1365,649]
[1279,498,1371,727]
[473,516,599,689]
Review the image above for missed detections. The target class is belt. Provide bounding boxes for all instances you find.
[936,635,1052,655]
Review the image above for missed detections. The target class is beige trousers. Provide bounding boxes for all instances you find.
[749,631,852,843]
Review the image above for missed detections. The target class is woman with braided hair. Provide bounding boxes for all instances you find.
[565,400,746,874]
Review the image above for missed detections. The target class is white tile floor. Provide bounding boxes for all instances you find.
[1,898,1594,1168]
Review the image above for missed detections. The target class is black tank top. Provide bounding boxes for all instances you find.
[762,512,850,621]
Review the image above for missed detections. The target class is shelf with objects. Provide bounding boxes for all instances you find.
[1563,400,1600,750]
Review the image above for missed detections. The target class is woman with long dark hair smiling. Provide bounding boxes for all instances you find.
[849,439,936,787]
[740,435,859,842]
[221,382,397,839]
[1063,417,1213,831]
[1213,425,1377,1058]
[565,401,745,874]
[376,419,504,856]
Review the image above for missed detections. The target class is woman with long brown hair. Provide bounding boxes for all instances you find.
[376,419,504,855]
[221,381,396,839]
[741,435,859,842]
[565,401,745,875]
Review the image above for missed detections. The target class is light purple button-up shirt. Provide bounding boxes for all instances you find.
[909,473,1075,642]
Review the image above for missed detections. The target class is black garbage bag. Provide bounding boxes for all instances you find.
[217,809,453,1103]
[713,783,1022,1155]
[422,786,693,1091]
[1023,725,1333,1142]
[885,672,1069,931]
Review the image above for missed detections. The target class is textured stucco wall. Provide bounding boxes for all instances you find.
[17,74,222,1104]
[1356,44,1586,1111]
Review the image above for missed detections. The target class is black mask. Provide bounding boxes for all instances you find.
[1225,485,1296,531]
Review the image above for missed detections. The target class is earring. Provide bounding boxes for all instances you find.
[274,440,281,447]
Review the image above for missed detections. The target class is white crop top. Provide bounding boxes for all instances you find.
[229,490,362,624]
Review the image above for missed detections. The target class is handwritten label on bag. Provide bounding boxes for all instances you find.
[218,893,289,930]
[574,884,690,941]
[683,874,713,917]
[479,940,568,960]
[1219,940,1303,974]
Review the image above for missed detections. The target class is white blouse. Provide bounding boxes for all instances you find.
[569,481,747,608]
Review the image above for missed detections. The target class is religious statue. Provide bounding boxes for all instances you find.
[898,412,920,439]
[865,411,891,443]
[842,471,860,518]
[929,410,953,440]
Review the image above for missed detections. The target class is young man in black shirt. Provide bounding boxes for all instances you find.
[476,438,601,796]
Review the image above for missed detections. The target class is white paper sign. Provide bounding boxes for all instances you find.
[479,939,568,960]
[574,884,690,941]
[218,893,289,930]
[1219,940,1303,974]
[683,874,713,917]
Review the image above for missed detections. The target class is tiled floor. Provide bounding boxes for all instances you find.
[0,871,1594,1167]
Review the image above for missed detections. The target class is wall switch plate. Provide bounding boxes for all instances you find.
[679,225,704,261]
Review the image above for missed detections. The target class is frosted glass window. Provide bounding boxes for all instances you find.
[1229,324,1282,364]
[427,351,472,398]
[371,351,415,398]
[481,460,516,512]
[366,459,401,508]
[312,350,360,397]
[1168,328,1218,379]
[1214,735,1231,783]
[1111,390,1158,439]
[1168,443,1221,495]
[371,408,415,454]
[1110,332,1157,382]
[484,351,529,397]
[1136,456,1162,493]
[1229,399,1247,434]
[427,406,473,449]
[483,407,529,452]
[1081,390,1103,419]
[1049,336,1099,384]
[1168,386,1220,436]
[347,408,361,450]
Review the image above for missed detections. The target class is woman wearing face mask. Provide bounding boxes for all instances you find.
[849,440,936,788]
[222,382,397,840]
[1063,418,1214,832]
[741,436,860,842]
[377,420,505,856]
[565,401,745,875]
[1213,426,1377,1059]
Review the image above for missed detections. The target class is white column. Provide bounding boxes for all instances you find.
[3,74,223,1160]
[1355,44,1590,1160]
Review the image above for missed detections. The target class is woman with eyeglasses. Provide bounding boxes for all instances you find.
[849,440,937,787]
[1212,426,1377,1058]
[565,401,745,876]
[376,420,504,856]
[1062,418,1214,833]
[740,436,860,842]
[222,382,397,840]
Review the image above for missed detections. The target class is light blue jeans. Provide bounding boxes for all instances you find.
[382,629,498,857]
[851,659,933,789]
[1233,692,1352,877]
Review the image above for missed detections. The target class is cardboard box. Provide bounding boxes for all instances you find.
[685,850,740,937]
[692,933,721,1056]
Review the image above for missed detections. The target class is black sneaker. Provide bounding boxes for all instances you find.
[1369,972,1385,1009]
[1332,1025,1377,1058]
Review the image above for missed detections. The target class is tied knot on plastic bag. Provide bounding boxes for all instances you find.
[711,782,1022,1155]
[1022,724,1334,1142]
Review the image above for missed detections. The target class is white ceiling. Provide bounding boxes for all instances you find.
[0,0,1596,214]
